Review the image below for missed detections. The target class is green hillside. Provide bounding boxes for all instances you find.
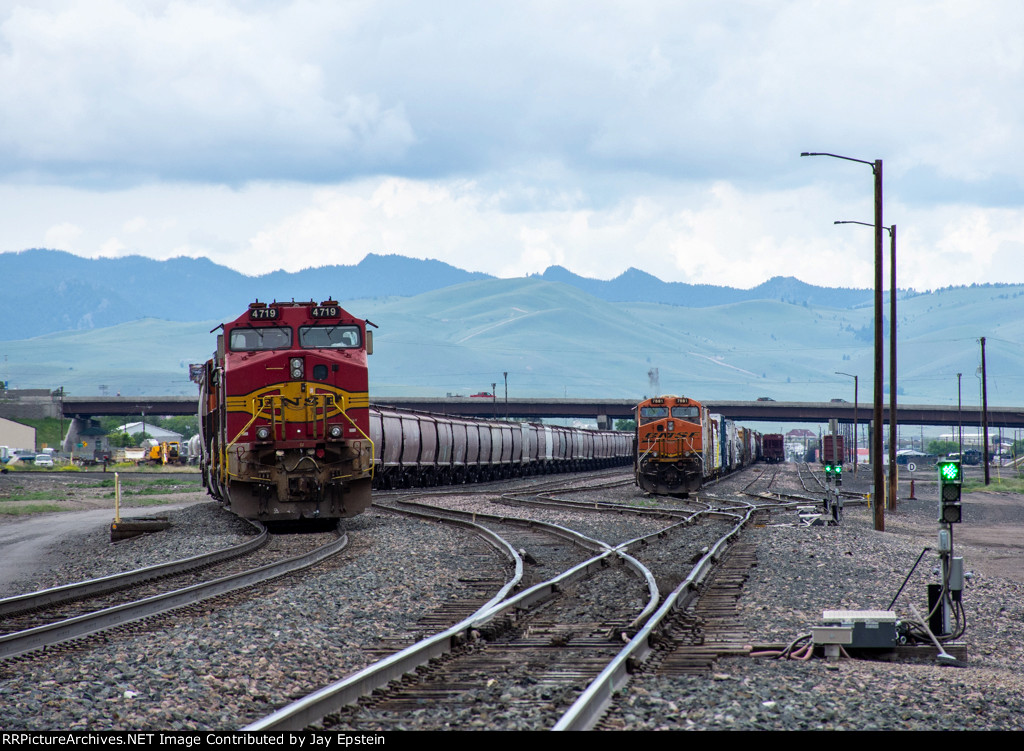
[1,278,1020,406]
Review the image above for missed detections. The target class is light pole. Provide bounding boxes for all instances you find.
[802,152,885,531]
[835,219,898,508]
[835,371,858,476]
[957,372,963,457]
[981,337,990,485]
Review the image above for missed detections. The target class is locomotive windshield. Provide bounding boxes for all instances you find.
[229,326,293,351]
[639,406,669,423]
[672,406,700,420]
[299,325,361,349]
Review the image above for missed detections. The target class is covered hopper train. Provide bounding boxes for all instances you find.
[369,406,632,489]
[634,394,761,496]
[193,299,631,521]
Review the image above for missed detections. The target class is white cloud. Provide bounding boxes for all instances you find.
[0,1,415,181]
[122,217,148,234]
[4,175,1024,290]
[42,221,82,250]
[1,1,1024,292]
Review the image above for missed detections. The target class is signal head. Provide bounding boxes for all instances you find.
[938,461,962,483]
[937,459,963,523]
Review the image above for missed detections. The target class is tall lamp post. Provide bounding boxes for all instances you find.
[957,372,963,457]
[835,219,898,509]
[980,337,990,485]
[801,151,885,531]
[835,372,858,475]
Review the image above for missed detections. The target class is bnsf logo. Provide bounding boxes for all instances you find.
[643,430,700,440]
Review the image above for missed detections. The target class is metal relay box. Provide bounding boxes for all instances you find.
[813,610,899,649]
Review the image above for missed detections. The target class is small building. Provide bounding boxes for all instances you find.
[114,422,184,443]
[0,416,36,452]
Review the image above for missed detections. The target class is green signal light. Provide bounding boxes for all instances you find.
[939,462,961,482]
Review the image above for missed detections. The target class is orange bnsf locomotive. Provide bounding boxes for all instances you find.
[193,300,374,521]
[634,395,761,496]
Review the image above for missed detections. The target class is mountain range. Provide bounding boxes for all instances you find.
[1,249,1020,409]
[2,249,886,341]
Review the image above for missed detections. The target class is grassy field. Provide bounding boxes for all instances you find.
[0,503,66,515]
[965,476,1024,494]
[0,477,200,507]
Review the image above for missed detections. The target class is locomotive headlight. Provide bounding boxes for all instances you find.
[290,357,304,379]
[256,426,271,441]
[328,424,343,439]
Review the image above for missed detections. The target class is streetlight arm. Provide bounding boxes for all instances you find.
[801,152,878,171]
[836,220,893,235]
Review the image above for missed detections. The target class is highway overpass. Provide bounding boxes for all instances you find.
[61,395,1024,429]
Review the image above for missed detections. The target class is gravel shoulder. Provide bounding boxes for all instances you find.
[617,472,1024,731]
[2,468,1023,731]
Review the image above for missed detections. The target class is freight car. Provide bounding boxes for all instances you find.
[193,299,633,521]
[762,433,786,463]
[634,394,761,496]
[369,407,632,489]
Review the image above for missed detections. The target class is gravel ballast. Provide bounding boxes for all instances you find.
[613,482,1024,731]
[1,469,1022,731]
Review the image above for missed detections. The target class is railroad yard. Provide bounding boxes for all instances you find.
[1,465,1023,731]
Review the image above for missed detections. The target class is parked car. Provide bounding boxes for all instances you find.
[34,454,54,467]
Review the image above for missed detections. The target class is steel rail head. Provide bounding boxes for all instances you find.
[0,526,345,662]
[0,519,267,618]
[553,507,755,731]
[614,550,660,631]
[369,501,524,607]
[389,497,614,553]
[245,547,618,732]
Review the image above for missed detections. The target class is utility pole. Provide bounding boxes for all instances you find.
[957,372,963,457]
[981,337,990,485]
[503,372,508,420]
[836,371,858,476]
[888,224,898,510]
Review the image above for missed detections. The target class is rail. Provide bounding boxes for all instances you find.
[0,520,266,618]
[244,500,661,731]
[0,525,348,661]
[552,504,754,730]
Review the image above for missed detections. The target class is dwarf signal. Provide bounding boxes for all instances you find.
[937,459,962,524]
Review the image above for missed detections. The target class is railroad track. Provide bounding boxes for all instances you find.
[244,474,776,731]
[0,523,348,661]
[0,519,266,625]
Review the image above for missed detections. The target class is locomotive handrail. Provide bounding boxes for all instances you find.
[221,393,375,481]
[334,402,375,478]
[226,395,269,451]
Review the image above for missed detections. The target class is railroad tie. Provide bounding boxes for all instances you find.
[656,542,758,675]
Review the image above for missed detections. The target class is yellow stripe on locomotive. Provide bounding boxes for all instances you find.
[225,382,369,417]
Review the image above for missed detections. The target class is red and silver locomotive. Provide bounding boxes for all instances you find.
[193,300,374,521]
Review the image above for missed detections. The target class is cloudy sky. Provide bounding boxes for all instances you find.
[2,0,1023,291]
